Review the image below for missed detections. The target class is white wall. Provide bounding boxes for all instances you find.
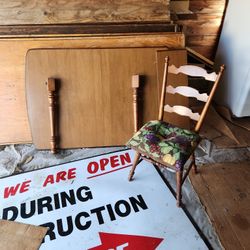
[215,0,250,117]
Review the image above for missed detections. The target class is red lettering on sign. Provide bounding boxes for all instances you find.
[43,175,54,187]
[87,152,132,178]
[100,158,109,171]
[68,168,76,179]
[120,153,131,166]
[4,184,20,198]
[110,155,119,168]
[87,162,99,174]
[4,180,31,199]
[19,180,32,193]
[88,232,163,250]
[43,168,76,187]
[56,171,67,182]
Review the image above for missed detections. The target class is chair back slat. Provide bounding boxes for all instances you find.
[164,104,200,121]
[168,64,218,81]
[160,56,225,132]
[166,85,209,102]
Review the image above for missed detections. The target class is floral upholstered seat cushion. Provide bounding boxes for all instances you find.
[126,120,201,171]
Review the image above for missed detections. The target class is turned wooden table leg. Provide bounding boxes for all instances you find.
[132,75,140,133]
[47,78,58,154]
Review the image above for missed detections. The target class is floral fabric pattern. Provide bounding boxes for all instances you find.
[126,120,201,171]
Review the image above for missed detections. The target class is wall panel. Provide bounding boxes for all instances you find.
[0,0,170,24]
[173,0,227,59]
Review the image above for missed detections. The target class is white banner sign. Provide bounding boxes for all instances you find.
[0,149,207,249]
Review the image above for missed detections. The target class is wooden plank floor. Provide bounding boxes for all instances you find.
[190,162,250,250]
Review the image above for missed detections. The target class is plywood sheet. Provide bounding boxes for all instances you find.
[0,220,47,250]
[0,0,170,25]
[0,33,185,145]
[190,162,250,250]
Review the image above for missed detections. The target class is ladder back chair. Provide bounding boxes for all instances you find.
[126,56,225,207]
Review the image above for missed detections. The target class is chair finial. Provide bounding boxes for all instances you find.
[220,64,225,72]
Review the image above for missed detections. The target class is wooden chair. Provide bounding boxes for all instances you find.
[126,56,225,207]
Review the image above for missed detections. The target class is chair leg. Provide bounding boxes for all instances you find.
[191,153,198,174]
[128,152,141,181]
[176,171,183,207]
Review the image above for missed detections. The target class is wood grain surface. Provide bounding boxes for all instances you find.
[26,48,161,148]
[0,33,184,145]
[0,0,170,25]
[0,23,177,37]
[0,220,47,250]
[190,162,250,250]
[26,48,188,149]
[174,0,227,59]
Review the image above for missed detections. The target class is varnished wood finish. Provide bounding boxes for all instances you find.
[195,64,225,132]
[0,33,184,145]
[128,52,224,207]
[132,75,140,133]
[181,159,195,185]
[176,171,183,207]
[128,152,141,181]
[128,49,190,207]
[190,162,250,250]
[26,48,165,148]
[47,78,58,154]
[166,62,225,132]
[158,56,169,121]
[156,49,189,129]
[0,0,170,25]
